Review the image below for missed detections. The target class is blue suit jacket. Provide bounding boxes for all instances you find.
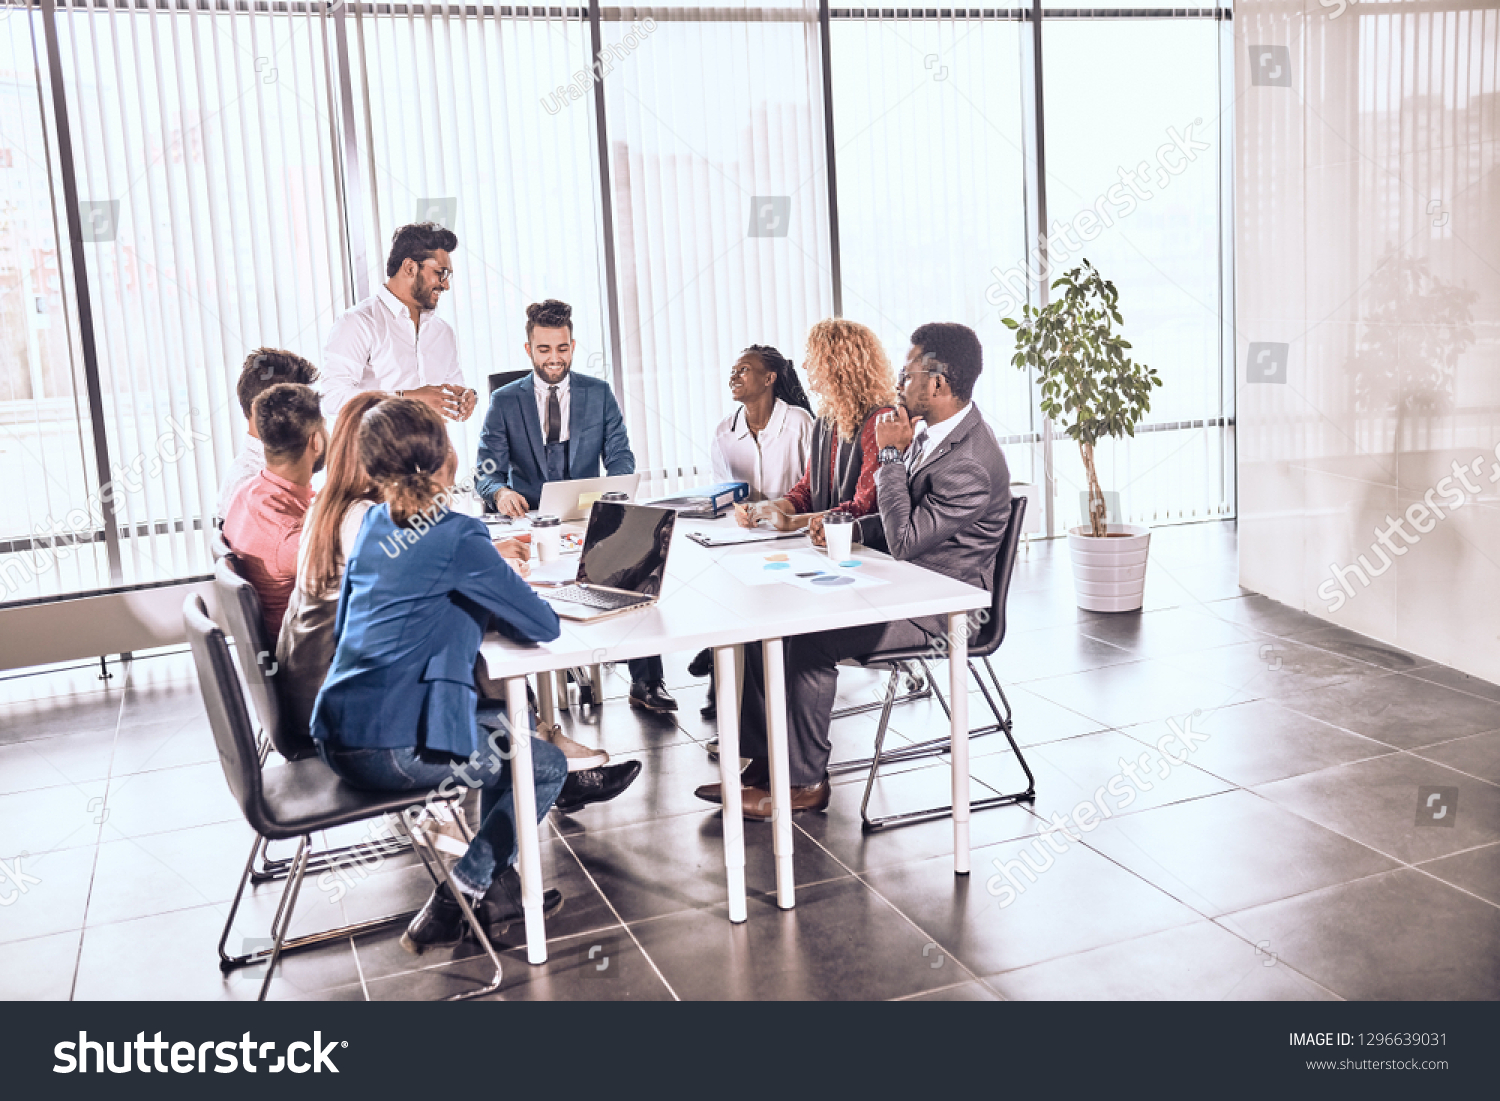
[310,505,560,759]
[475,373,635,508]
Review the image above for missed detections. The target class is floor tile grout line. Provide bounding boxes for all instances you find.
[66,665,132,1001]
[789,820,992,998]
[545,819,681,1001]
[349,936,371,1001]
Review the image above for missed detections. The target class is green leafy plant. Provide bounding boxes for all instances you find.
[1003,260,1162,538]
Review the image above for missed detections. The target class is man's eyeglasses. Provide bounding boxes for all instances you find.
[419,260,454,285]
[897,363,947,388]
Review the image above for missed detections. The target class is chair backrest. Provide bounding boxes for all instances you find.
[213,556,316,761]
[184,593,267,831]
[210,530,231,561]
[970,494,1027,659]
[487,370,530,396]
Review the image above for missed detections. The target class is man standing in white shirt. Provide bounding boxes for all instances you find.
[322,222,478,423]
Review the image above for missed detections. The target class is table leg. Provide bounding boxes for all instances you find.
[504,675,548,964]
[949,613,970,875]
[555,669,569,711]
[762,637,795,909]
[590,663,603,702]
[714,646,747,923]
[536,672,555,730]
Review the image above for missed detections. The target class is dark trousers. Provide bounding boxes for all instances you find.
[738,620,931,787]
[628,655,663,685]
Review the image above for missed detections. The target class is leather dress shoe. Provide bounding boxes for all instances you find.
[554,760,643,813]
[479,865,563,937]
[687,648,714,678]
[629,682,678,713]
[401,881,467,955]
[692,758,771,804]
[739,777,830,821]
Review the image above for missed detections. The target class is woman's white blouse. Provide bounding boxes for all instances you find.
[710,398,816,502]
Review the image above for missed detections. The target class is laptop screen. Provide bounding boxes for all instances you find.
[575,502,676,597]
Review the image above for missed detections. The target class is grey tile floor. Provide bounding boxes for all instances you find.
[2,520,1498,1000]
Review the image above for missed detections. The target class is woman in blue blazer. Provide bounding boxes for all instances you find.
[311,398,568,955]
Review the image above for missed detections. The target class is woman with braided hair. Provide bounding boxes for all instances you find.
[709,344,816,502]
[694,345,817,719]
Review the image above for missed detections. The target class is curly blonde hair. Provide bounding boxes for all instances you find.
[803,318,897,441]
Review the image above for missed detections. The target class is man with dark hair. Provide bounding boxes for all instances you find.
[695,322,1010,817]
[322,222,477,422]
[476,300,675,713]
[222,383,328,638]
[216,348,320,520]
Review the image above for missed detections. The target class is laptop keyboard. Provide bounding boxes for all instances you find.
[548,585,649,611]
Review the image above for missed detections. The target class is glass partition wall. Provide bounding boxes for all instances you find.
[0,0,1236,604]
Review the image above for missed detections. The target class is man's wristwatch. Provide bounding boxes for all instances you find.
[877,445,903,465]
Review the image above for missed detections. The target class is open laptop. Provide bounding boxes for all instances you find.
[534,473,642,522]
[540,501,676,621]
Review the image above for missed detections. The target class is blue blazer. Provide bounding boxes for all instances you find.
[310,505,560,759]
[475,373,635,508]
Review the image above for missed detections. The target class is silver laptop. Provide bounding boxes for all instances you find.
[533,474,642,522]
[541,501,676,622]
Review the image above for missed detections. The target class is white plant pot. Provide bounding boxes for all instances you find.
[1068,523,1151,613]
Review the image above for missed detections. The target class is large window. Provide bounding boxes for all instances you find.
[0,1,1237,605]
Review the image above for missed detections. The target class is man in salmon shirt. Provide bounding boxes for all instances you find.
[222,383,328,638]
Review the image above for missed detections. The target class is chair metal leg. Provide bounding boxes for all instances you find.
[858,670,901,826]
[218,832,266,970]
[858,657,1036,832]
[253,825,412,884]
[831,660,932,719]
[258,836,311,1001]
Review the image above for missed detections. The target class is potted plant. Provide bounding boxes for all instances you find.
[1002,260,1163,612]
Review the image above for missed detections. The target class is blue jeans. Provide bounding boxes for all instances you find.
[317,706,567,896]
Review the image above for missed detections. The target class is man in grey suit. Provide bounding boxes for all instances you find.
[695,322,1011,817]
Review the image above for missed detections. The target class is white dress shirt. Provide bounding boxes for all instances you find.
[321,284,461,418]
[906,403,972,471]
[533,371,571,444]
[710,398,815,502]
[216,437,264,521]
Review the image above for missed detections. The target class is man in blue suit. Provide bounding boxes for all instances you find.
[475,299,677,713]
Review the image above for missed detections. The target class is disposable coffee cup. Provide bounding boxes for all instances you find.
[532,515,562,562]
[823,512,854,562]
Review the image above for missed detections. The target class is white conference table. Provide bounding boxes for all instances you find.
[479,514,989,965]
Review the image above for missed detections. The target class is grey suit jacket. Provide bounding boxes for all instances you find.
[874,404,1011,636]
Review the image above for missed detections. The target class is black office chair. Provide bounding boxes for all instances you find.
[831,495,1036,831]
[212,558,413,890]
[184,595,503,1000]
[487,369,530,396]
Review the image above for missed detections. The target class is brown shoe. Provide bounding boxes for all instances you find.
[739,777,830,821]
[693,758,770,804]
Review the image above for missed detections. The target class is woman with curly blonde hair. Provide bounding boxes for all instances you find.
[735,318,897,549]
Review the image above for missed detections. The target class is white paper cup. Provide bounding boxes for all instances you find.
[823,514,854,562]
[532,516,562,562]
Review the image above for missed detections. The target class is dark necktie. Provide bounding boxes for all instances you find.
[546,386,561,445]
